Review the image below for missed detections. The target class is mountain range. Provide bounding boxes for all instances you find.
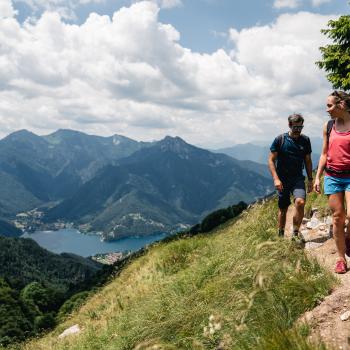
[0,129,273,239]
[46,136,272,239]
[0,129,151,217]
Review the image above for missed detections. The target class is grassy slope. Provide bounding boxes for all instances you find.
[20,198,335,350]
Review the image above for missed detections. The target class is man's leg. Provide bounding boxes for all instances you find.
[292,179,306,236]
[277,184,290,236]
[293,197,305,234]
[278,207,288,235]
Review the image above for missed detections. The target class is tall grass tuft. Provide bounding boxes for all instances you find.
[20,198,336,350]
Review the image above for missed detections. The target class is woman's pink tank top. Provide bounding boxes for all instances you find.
[326,126,350,178]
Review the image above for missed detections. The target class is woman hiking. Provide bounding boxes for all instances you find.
[314,91,350,274]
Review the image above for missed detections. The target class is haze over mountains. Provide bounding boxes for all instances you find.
[0,129,273,239]
[215,136,322,166]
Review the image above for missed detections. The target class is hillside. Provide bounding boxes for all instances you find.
[0,236,107,346]
[0,219,22,237]
[0,236,103,291]
[21,197,336,350]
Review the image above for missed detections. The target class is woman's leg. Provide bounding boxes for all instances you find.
[329,192,346,261]
[344,192,350,242]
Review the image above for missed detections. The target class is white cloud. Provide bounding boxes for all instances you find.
[273,0,301,9]
[0,0,17,18]
[0,1,335,147]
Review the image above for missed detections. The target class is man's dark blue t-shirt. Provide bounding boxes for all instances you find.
[270,133,312,181]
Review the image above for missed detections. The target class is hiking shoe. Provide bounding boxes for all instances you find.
[335,259,347,274]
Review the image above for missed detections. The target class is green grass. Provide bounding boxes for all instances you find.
[18,198,335,350]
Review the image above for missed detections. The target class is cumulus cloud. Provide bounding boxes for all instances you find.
[0,1,334,147]
[273,0,301,9]
[0,0,17,18]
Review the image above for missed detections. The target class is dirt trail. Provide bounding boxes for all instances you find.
[285,207,350,350]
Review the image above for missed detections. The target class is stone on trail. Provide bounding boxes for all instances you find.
[302,217,310,224]
[306,217,321,229]
[305,242,324,250]
[58,324,81,339]
[340,311,350,321]
[325,216,333,225]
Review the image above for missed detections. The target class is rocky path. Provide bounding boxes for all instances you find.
[285,207,350,350]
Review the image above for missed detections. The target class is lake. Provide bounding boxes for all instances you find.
[21,229,169,257]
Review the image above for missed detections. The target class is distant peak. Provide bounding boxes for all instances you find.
[2,129,40,141]
[157,136,194,156]
[49,129,87,136]
[10,129,36,136]
[160,136,187,145]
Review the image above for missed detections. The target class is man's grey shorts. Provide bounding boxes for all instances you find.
[278,177,306,209]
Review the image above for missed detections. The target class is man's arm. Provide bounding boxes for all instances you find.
[268,151,283,192]
[304,153,313,192]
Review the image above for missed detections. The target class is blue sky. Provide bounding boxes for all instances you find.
[0,0,349,148]
[13,0,350,52]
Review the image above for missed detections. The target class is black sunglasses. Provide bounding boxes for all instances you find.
[290,125,304,130]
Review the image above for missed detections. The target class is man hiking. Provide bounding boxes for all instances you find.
[268,113,313,241]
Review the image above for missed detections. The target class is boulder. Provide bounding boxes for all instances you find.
[58,324,81,339]
[306,217,321,229]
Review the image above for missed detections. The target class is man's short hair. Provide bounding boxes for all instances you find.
[288,113,304,125]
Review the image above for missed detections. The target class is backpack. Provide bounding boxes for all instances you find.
[326,119,335,145]
[276,133,309,151]
[276,133,309,172]
[276,133,285,151]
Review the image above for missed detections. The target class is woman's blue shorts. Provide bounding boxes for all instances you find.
[324,175,350,195]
